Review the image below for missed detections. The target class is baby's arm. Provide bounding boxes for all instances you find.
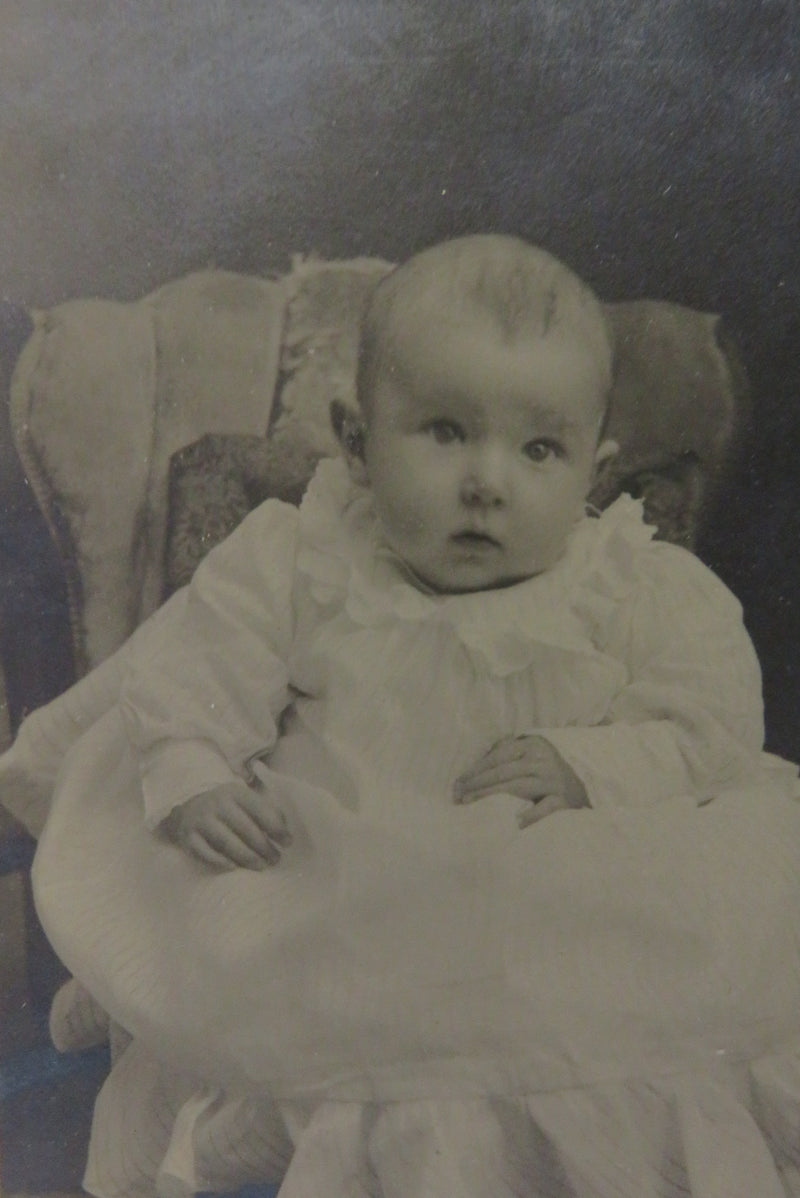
[456,542,767,818]
[119,500,300,851]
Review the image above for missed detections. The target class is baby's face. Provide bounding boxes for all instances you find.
[361,315,615,593]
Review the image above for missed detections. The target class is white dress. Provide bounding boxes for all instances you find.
[33,458,800,1198]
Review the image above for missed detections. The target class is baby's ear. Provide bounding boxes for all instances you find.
[587,438,619,508]
[330,399,368,482]
[593,438,619,478]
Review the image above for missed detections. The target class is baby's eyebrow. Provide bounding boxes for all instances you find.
[522,402,578,435]
[410,395,470,424]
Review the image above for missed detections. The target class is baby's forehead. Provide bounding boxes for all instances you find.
[359,237,614,420]
[383,301,608,385]
[382,268,609,367]
[375,315,609,429]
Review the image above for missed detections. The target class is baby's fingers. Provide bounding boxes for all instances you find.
[236,786,293,845]
[185,829,240,871]
[197,819,280,870]
[222,800,288,859]
[223,795,286,852]
[517,794,569,828]
[454,761,543,802]
[459,735,528,777]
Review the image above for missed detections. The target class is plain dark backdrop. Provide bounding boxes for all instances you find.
[1,0,798,757]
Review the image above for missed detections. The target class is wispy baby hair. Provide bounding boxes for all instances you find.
[356,233,614,417]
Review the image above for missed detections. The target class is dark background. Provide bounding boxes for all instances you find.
[1,0,798,757]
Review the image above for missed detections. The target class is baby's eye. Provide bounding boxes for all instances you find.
[424,419,465,445]
[523,439,561,463]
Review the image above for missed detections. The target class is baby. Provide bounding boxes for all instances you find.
[163,233,618,872]
[32,234,800,1198]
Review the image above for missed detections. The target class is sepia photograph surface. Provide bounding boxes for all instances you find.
[1,4,799,1196]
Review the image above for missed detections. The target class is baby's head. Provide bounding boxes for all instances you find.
[340,234,618,593]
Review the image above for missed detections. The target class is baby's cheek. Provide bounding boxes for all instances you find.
[384,495,430,540]
[520,520,572,574]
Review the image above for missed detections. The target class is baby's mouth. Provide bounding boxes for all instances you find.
[450,530,502,550]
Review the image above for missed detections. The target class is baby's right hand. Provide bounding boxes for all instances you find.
[163,780,292,870]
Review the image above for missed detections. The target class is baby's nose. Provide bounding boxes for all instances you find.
[459,451,509,508]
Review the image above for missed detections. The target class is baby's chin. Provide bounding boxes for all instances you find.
[413,538,577,593]
[387,534,569,595]
[404,559,546,595]
[440,571,541,594]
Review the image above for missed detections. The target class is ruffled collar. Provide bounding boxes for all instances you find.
[296,456,655,675]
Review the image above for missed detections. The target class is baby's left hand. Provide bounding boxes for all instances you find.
[454,735,588,827]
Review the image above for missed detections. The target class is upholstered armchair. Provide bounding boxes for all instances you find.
[0,255,751,1196]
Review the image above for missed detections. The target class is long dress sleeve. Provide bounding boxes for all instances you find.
[119,499,300,828]
[540,541,768,808]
